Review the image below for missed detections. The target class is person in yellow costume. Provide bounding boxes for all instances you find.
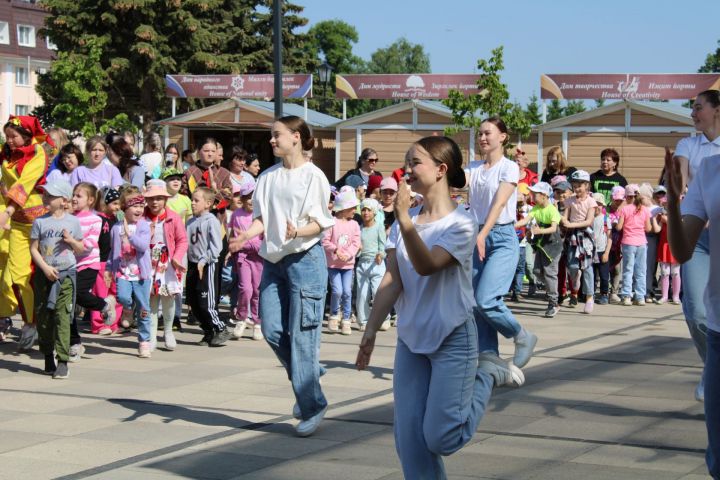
[0,115,53,349]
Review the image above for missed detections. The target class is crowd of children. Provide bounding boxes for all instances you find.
[0,114,682,383]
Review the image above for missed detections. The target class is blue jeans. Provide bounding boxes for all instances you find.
[116,278,152,342]
[511,244,526,295]
[328,268,353,319]
[394,317,493,479]
[355,257,386,326]
[682,229,709,362]
[620,244,647,300]
[473,223,522,355]
[567,254,594,298]
[705,329,720,478]
[260,242,328,421]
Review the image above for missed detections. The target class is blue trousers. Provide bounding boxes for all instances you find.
[511,244,526,295]
[394,317,493,479]
[620,244,647,300]
[473,223,522,355]
[682,229,709,362]
[116,278,152,342]
[260,242,328,421]
[705,329,720,478]
[328,267,353,319]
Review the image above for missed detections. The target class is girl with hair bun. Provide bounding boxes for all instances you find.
[467,117,537,381]
[229,115,335,437]
[356,135,495,477]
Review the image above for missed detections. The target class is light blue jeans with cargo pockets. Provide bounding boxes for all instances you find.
[260,242,328,421]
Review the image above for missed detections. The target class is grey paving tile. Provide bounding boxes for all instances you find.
[571,444,705,473]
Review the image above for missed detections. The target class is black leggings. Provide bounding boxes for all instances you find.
[76,268,107,311]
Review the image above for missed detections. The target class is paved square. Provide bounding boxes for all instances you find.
[0,297,710,479]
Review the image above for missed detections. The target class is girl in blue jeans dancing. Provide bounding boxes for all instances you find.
[357,136,519,479]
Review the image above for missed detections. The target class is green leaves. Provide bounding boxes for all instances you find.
[442,46,530,146]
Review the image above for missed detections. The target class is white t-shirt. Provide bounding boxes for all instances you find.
[253,161,335,263]
[387,205,477,354]
[675,134,720,184]
[466,157,519,225]
[681,154,720,333]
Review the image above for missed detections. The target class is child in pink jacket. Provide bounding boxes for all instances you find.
[322,189,361,335]
[142,180,188,351]
[230,182,264,341]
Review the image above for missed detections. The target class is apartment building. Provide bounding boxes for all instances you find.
[0,0,52,121]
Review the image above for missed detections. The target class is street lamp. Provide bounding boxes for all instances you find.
[317,61,333,111]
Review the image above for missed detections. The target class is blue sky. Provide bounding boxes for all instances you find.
[298,0,720,105]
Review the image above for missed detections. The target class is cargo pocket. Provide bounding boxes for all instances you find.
[300,288,324,329]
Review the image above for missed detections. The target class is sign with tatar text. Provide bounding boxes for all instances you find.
[335,74,483,100]
[540,74,720,100]
[165,74,313,99]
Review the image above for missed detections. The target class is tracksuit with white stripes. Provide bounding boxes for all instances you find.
[186,212,226,336]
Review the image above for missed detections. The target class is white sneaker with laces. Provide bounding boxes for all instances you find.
[233,320,247,339]
[379,319,391,331]
[295,406,327,437]
[164,331,177,351]
[252,325,263,341]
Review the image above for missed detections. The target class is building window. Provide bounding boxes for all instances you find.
[0,22,9,45]
[17,25,35,48]
[16,67,29,86]
[15,105,29,116]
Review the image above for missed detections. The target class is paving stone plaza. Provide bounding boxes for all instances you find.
[0,298,711,479]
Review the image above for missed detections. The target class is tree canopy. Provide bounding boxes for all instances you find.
[38,0,312,134]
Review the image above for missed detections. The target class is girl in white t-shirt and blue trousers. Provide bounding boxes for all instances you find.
[665,149,720,478]
[467,117,538,370]
[672,89,720,402]
[230,116,335,438]
[357,136,517,478]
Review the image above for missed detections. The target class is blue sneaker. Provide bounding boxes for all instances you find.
[219,296,231,307]
[597,295,609,305]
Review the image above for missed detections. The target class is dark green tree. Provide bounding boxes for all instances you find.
[594,98,605,108]
[699,39,720,73]
[443,46,531,147]
[525,93,542,125]
[547,99,564,121]
[308,19,363,74]
[39,0,312,133]
[564,100,586,116]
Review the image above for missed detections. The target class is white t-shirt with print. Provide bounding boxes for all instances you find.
[466,157,519,226]
[675,134,720,184]
[387,205,477,354]
[253,161,335,263]
[681,154,720,333]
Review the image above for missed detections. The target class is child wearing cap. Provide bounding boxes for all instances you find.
[109,189,154,357]
[163,168,192,221]
[552,180,572,305]
[607,186,626,302]
[561,170,598,314]
[355,198,389,333]
[322,189,361,335]
[516,182,563,317]
[29,180,84,378]
[615,184,652,306]
[143,179,188,351]
[380,177,398,236]
[591,192,613,305]
[229,181,264,340]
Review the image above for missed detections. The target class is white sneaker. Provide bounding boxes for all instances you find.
[149,337,157,352]
[379,319,391,331]
[164,331,177,351]
[295,406,327,437]
[252,325,263,341]
[478,352,525,388]
[68,343,85,363]
[695,376,705,402]
[327,315,340,332]
[633,298,646,306]
[621,297,632,306]
[232,321,247,339]
[340,320,352,336]
[120,309,133,328]
[513,330,538,368]
[609,293,622,304]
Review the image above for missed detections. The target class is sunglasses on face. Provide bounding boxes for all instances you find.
[366,158,378,163]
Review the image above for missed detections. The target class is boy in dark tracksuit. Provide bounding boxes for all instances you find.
[186,187,231,346]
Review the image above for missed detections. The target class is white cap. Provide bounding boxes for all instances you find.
[528,182,552,197]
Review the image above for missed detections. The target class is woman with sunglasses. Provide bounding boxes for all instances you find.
[515,148,538,189]
[335,147,383,189]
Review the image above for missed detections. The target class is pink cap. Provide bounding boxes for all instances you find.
[379,177,398,191]
[143,179,171,198]
[625,184,640,196]
[611,185,626,200]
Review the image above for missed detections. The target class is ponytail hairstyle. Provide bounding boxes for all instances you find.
[73,182,99,210]
[276,115,315,152]
[413,136,466,189]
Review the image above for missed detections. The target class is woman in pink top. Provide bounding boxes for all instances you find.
[322,189,361,335]
[616,184,652,305]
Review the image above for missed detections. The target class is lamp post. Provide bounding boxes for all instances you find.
[317,61,333,112]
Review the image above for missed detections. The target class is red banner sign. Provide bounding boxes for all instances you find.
[165,74,313,99]
[335,74,483,99]
[541,74,720,100]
